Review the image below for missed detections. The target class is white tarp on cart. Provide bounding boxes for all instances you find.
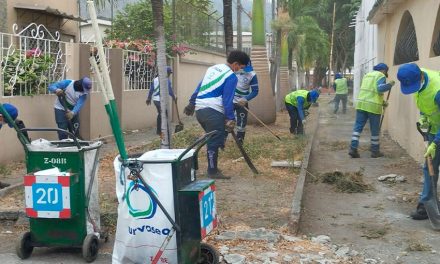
[112,149,195,264]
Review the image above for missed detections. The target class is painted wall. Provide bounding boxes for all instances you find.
[371,0,440,162]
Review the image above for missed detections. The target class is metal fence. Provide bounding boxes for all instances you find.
[1,23,69,97]
[122,50,156,91]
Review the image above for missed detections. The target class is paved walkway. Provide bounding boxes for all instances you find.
[301,94,440,264]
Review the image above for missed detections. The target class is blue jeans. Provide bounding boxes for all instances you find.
[54,108,79,140]
[350,109,381,152]
[285,103,303,134]
[420,133,440,203]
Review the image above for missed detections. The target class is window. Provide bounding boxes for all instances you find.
[431,4,440,57]
[394,11,419,65]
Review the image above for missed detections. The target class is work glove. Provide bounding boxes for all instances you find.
[237,98,247,107]
[183,103,195,116]
[425,142,437,159]
[382,101,389,108]
[65,111,74,121]
[55,89,64,96]
[225,120,236,132]
[419,115,429,129]
[146,99,151,105]
[302,119,306,126]
[389,80,396,87]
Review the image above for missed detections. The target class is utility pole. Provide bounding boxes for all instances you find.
[237,0,242,50]
[328,1,336,91]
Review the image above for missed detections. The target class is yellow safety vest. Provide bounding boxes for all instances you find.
[414,68,440,134]
[285,90,311,109]
[356,71,385,114]
[335,78,348,95]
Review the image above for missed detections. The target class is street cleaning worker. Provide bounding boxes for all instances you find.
[0,103,30,141]
[284,89,320,135]
[48,77,92,140]
[146,66,176,135]
[397,63,440,220]
[349,63,395,158]
[183,50,250,179]
[231,60,259,144]
[333,73,348,114]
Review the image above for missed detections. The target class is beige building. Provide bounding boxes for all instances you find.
[1,0,81,41]
[365,0,440,161]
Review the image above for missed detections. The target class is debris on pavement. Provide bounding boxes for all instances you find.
[320,169,373,193]
[270,160,302,168]
[377,174,406,183]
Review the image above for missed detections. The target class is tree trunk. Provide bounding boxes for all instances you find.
[223,0,234,54]
[151,0,171,148]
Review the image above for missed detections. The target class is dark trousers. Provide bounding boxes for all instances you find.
[334,94,348,114]
[54,108,79,140]
[196,108,225,173]
[285,103,303,134]
[235,103,248,133]
[154,100,161,135]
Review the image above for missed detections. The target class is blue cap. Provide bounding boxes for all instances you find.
[82,77,92,93]
[335,73,342,79]
[373,63,388,72]
[397,63,422,95]
[167,66,173,74]
[1,103,18,127]
[309,90,319,103]
[243,61,253,72]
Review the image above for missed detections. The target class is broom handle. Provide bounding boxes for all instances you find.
[243,106,281,141]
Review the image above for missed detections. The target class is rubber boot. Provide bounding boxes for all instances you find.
[207,148,230,179]
[371,151,384,158]
[410,203,428,220]
[348,148,360,158]
[237,131,245,145]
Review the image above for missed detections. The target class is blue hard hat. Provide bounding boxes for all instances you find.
[243,60,253,72]
[309,90,319,103]
[82,77,92,93]
[373,63,388,72]
[335,73,342,79]
[1,103,18,127]
[397,63,422,95]
[166,66,173,74]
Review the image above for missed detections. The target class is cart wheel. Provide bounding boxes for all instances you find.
[82,234,99,263]
[199,242,219,264]
[16,231,34,259]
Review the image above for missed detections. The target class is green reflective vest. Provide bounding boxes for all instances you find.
[285,90,311,109]
[414,68,440,134]
[335,78,348,95]
[356,71,385,114]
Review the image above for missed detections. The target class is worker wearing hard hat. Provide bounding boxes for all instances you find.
[397,63,440,220]
[349,63,395,158]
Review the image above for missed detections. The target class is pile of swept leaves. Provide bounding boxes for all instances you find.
[320,168,373,193]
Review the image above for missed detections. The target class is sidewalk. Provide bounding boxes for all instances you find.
[301,94,440,263]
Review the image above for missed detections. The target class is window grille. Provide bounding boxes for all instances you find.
[394,11,419,65]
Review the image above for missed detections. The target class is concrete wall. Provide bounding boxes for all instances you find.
[372,0,440,162]
[0,46,225,164]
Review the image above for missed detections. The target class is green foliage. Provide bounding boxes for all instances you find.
[2,49,54,96]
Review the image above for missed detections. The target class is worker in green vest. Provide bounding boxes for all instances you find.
[398,63,440,220]
[333,73,348,114]
[285,89,319,135]
[349,63,395,158]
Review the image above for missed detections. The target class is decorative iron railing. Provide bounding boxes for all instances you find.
[122,50,156,91]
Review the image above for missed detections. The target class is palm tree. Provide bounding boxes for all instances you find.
[223,0,234,54]
[249,0,276,124]
[151,0,171,148]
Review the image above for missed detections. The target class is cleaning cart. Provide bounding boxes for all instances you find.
[113,131,219,264]
[15,128,105,263]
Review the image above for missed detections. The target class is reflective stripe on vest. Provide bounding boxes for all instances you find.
[415,68,440,134]
[152,77,160,101]
[335,78,348,94]
[356,71,384,114]
[195,64,233,113]
[285,90,311,109]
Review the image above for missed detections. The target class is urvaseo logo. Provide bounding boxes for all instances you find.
[125,181,158,219]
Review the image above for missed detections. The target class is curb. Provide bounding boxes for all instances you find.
[0,182,22,199]
[288,106,320,234]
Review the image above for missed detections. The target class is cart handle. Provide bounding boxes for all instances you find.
[20,128,82,149]
[176,130,218,162]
